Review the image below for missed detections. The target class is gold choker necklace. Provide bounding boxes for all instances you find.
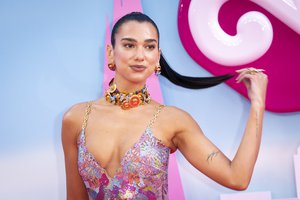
[105,78,151,110]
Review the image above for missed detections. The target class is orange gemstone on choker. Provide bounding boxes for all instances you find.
[121,102,131,110]
[129,95,141,107]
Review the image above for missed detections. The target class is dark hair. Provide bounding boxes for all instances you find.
[111,12,160,48]
[111,12,233,89]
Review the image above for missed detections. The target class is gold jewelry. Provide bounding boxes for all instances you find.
[108,62,116,71]
[247,68,264,75]
[105,78,151,110]
[154,64,161,75]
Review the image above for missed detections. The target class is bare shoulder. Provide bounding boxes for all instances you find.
[162,105,194,121]
[161,105,198,131]
[63,102,88,125]
[62,101,91,140]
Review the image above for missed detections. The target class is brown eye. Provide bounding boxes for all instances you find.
[145,45,155,50]
[124,43,134,48]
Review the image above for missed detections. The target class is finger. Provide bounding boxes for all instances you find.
[236,69,253,81]
[236,73,254,83]
[236,68,249,73]
[236,69,266,82]
[236,68,265,73]
[250,68,265,72]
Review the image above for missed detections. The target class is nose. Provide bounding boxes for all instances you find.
[134,47,145,61]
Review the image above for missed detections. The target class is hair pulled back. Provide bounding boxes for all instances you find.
[111,12,233,89]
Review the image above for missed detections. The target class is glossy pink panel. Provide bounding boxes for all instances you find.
[178,0,300,112]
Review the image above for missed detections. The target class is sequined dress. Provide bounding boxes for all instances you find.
[77,103,170,200]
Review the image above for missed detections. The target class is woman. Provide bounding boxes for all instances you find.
[62,12,268,200]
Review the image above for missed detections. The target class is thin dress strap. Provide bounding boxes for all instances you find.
[147,105,165,129]
[81,101,93,130]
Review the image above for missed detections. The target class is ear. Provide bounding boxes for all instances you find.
[106,45,114,63]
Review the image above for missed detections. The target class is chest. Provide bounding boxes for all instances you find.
[77,127,170,182]
[77,128,170,199]
[84,110,173,159]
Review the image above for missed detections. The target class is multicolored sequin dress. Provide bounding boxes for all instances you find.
[77,103,170,200]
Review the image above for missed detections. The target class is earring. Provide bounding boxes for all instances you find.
[108,62,116,71]
[155,64,161,75]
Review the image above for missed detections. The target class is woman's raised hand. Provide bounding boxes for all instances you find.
[236,68,268,108]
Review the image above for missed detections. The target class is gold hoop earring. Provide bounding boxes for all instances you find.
[155,64,161,75]
[108,62,116,71]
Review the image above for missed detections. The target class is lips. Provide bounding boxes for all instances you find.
[130,65,147,72]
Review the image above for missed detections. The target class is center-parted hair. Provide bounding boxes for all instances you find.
[111,12,233,89]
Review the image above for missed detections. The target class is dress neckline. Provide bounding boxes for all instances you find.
[79,103,170,178]
[79,126,170,179]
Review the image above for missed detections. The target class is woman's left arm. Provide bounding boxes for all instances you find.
[230,68,268,188]
[172,68,268,190]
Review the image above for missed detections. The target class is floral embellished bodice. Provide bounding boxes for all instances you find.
[77,103,170,200]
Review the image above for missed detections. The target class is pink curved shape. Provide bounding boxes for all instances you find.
[102,1,186,199]
[178,0,300,113]
[250,0,300,34]
[188,0,273,66]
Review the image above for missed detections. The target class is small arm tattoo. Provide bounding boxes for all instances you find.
[207,151,220,163]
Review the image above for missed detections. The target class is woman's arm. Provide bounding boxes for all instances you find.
[230,68,268,188]
[61,104,89,200]
[172,68,268,190]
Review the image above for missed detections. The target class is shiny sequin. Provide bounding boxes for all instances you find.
[77,127,170,200]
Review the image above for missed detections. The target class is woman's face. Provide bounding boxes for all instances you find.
[108,20,160,86]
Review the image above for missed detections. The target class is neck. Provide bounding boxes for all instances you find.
[114,76,146,93]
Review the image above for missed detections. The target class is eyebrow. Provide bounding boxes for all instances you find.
[121,38,157,43]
